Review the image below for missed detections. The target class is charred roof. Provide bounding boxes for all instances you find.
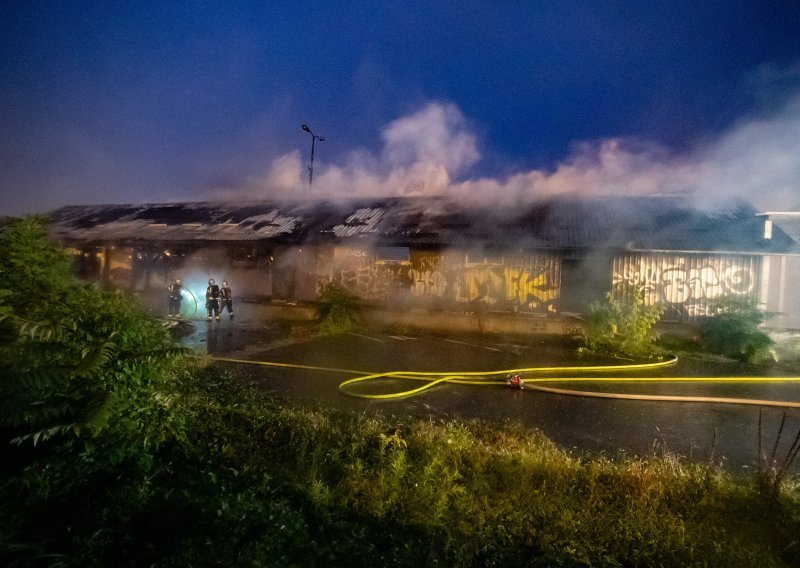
[47,196,797,254]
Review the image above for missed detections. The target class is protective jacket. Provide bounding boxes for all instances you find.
[206,284,220,301]
[168,282,183,300]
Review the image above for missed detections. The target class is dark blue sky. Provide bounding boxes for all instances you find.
[2,1,800,215]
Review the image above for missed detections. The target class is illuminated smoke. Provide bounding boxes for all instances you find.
[690,92,800,210]
[380,102,480,174]
[224,87,800,211]
[214,151,304,200]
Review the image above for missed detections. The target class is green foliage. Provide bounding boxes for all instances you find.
[582,285,664,359]
[3,364,800,566]
[698,296,774,363]
[135,375,800,566]
[315,282,361,335]
[0,217,189,455]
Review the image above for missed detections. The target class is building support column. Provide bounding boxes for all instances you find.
[102,247,112,288]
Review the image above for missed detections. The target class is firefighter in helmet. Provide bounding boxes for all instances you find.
[220,280,234,320]
[206,278,221,320]
[167,278,183,318]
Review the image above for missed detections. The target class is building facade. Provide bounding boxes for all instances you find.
[48,197,799,325]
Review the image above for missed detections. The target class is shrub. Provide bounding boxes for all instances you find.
[698,296,774,363]
[581,285,664,359]
[315,282,360,335]
[0,217,192,566]
[0,217,189,459]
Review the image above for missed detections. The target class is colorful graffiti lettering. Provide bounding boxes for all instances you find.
[316,248,561,313]
[456,266,504,304]
[504,267,559,307]
[454,265,559,311]
[613,256,758,320]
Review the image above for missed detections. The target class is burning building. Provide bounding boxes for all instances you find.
[47,196,800,328]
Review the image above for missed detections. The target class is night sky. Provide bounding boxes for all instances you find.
[2,1,800,216]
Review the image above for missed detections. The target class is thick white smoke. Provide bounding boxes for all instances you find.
[227,88,800,211]
[691,93,800,210]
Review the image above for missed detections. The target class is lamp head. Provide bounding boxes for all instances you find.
[301,124,310,133]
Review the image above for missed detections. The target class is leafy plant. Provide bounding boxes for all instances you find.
[0,217,189,455]
[698,296,774,363]
[315,282,360,335]
[581,284,664,359]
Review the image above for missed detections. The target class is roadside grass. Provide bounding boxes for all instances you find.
[4,363,799,566]
[170,366,800,567]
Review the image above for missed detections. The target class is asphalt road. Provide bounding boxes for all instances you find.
[176,318,800,473]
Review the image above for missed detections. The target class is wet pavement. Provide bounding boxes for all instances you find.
[174,316,800,473]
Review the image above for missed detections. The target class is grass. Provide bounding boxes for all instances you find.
[177,367,800,566]
[4,364,800,566]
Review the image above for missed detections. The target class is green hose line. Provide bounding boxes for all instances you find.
[183,288,199,317]
[212,354,800,407]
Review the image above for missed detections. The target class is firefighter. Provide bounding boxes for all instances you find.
[220,280,234,320]
[167,278,183,318]
[206,278,221,320]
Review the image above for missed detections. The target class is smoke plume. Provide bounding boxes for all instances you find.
[224,87,800,211]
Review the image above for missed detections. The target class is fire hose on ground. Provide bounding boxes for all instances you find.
[210,355,800,408]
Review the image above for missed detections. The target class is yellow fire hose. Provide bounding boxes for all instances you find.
[212,355,800,408]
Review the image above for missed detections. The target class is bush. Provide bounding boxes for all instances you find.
[581,285,664,359]
[315,282,360,335]
[698,296,774,363]
[0,217,189,462]
[0,217,192,566]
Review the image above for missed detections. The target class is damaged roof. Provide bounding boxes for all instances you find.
[46,196,798,254]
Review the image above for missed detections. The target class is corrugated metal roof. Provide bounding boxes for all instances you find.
[46,196,798,254]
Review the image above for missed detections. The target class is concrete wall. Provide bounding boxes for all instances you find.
[240,301,585,337]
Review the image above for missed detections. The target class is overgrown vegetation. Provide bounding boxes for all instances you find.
[581,285,664,359]
[2,218,800,566]
[0,217,189,452]
[315,281,361,335]
[698,296,775,363]
[8,364,800,566]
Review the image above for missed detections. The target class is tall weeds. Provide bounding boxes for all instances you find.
[756,408,800,499]
[182,379,799,566]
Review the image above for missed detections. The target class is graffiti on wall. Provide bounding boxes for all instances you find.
[452,266,558,311]
[613,255,759,318]
[408,254,447,297]
[318,250,411,301]
[317,249,561,312]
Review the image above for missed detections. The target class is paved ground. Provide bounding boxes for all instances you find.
[168,316,800,473]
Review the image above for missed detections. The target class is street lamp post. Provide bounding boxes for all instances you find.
[301,123,325,188]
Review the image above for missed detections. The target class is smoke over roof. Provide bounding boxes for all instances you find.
[213,84,800,212]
